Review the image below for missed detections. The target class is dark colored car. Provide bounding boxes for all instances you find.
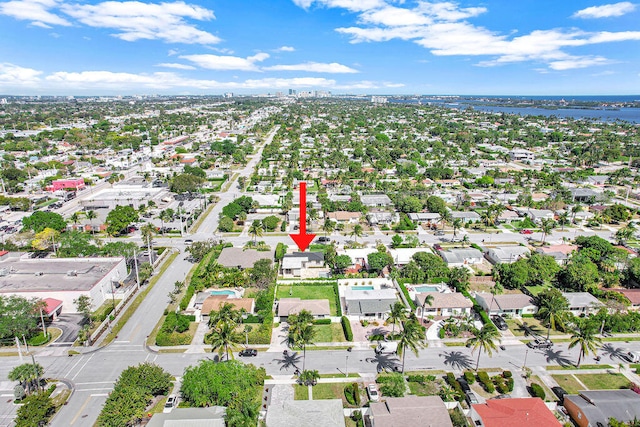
[491,316,508,331]
[552,386,568,403]
[458,378,471,393]
[465,391,479,405]
[317,237,331,243]
[239,348,258,357]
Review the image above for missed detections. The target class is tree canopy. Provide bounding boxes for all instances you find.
[22,211,67,233]
[105,205,138,236]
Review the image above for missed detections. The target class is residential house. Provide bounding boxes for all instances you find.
[485,246,530,265]
[266,399,345,427]
[216,247,275,270]
[277,298,331,322]
[564,390,640,427]
[497,210,519,223]
[343,287,399,319]
[451,211,481,223]
[470,398,560,427]
[199,296,255,319]
[342,248,377,270]
[408,213,440,224]
[147,407,226,427]
[389,248,435,267]
[569,188,598,203]
[415,292,473,318]
[475,292,537,316]
[584,175,609,186]
[326,211,361,224]
[367,212,399,226]
[438,248,484,267]
[523,208,554,223]
[572,210,595,225]
[361,194,392,207]
[614,288,640,310]
[561,292,604,315]
[509,149,535,162]
[368,396,453,427]
[281,252,326,278]
[536,244,577,265]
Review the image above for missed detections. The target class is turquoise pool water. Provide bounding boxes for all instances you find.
[352,286,375,290]
[414,286,438,292]
[210,290,236,296]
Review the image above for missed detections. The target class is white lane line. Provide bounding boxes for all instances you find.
[64,354,86,379]
[74,382,114,385]
[71,353,95,381]
[90,393,109,397]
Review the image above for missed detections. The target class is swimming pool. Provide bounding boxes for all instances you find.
[352,286,375,290]
[210,289,236,296]
[413,286,439,293]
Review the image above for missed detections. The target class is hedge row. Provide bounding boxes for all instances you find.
[407,374,435,384]
[342,316,353,341]
[445,373,464,401]
[463,371,475,384]
[313,318,332,325]
[530,383,545,399]
[477,371,495,393]
[397,281,417,310]
[333,282,342,316]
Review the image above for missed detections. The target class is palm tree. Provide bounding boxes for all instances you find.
[489,283,504,313]
[452,218,463,237]
[322,219,335,237]
[295,323,316,372]
[248,220,264,244]
[85,210,97,235]
[448,266,470,293]
[536,288,569,340]
[157,210,171,235]
[419,294,434,326]
[540,218,555,244]
[208,302,242,329]
[70,212,81,229]
[388,301,407,335]
[558,211,569,231]
[438,210,452,230]
[569,320,602,367]
[397,319,424,373]
[351,224,363,243]
[571,203,582,224]
[615,223,636,245]
[209,321,241,361]
[466,324,501,371]
[9,363,45,395]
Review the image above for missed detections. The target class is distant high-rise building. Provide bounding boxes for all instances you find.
[288,89,297,96]
[223,92,234,98]
[0,98,7,105]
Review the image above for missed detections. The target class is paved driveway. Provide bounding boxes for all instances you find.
[49,314,85,346]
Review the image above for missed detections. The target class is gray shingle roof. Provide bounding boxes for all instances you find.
[216,247,274,269]
[564,390,640,426]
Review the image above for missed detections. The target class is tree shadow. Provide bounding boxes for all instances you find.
[366,327,390,340]
[365,353,401,373]
[543,348,573,367]
[519,322,545,337]
[439,350,474,370]
[600,343,627,361]
[276,351,302,372]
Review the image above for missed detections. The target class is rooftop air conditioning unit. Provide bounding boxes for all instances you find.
[67,270,78,276]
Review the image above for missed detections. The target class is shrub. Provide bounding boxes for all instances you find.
[530,383,545,399]
[342,316,353,341]
[506,377,514,392]
[244,314,262,323]
[464,371,476,384]
[446,373,464,400]
[344,382,361,406]
[313,318,332,325]
[407,374,433,384]
[503,370,512,379]
[477,371,495,393]
[377,373,405,397]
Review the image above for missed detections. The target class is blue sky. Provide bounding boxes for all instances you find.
[0,0,639,95]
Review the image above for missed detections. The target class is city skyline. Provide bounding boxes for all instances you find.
[0,0,639,95]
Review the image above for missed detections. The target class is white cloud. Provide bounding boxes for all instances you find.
[264,62,358,73]
[276,46,296,52]
[60,1,220,44]
[0,0,70,26]
[155,62,196,70]
[168,49,180,56]
[180,53,269,71]
[0,63,43,84]
[293,0,386,12]
[573,2,636,18]
[322,0,640,70]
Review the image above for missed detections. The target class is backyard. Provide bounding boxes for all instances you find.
[551,372,630,394]
[276,284,339,316]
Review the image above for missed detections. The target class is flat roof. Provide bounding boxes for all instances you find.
[0,255,124,292]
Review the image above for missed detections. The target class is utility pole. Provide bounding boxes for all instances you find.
[15,337,23,363]
[133,249,140,290]
[345,354,349,378]
[39,308,47,338]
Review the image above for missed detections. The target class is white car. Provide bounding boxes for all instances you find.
[367,384,379,402]
[163,395,177,413]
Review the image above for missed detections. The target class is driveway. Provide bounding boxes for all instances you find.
[49,314,85,346]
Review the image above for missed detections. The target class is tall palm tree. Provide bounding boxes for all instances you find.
[489,283,504,313]
[536,288,569,340]
[540,218,555,244]
[248,220,264,244]
[85,210,97,235]
[351,224,364,243]
[569,320,602,368]
[466,324,501,371]
[615,224,636,245]
[438,210,452,230]
[322,219,335,237]
[397,319,424,373]
[70,211,81,228]
[388,301,408,335]
[452,218,463,237]
[209,321,241,361]
[157,210,171,235]
[558,211,569,231]
[295,323,316,372]
[208,302,242,329]
[419,294,434,326]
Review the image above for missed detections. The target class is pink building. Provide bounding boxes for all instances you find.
[46,178,85,192]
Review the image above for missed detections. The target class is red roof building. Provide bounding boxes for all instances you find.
[471,398,561,427]
[43,298,63,320]
[46,178,85,192]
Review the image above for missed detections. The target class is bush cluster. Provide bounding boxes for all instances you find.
[446,373,464,401]
[530,382,545,399]
[377,373,405,397]
[344,382,361,406]
[313,318,332,325]
[463,371,475,384]
[407,374,435,384]
[342,316,353,341]
[477,371,495,393]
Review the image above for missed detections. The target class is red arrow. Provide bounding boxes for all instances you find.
[289,181,316,251]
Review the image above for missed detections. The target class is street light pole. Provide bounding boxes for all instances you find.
[523,348,529,371]
[133,250,140,290]
[345,355,349,378]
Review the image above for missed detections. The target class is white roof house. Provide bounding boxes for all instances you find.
[485,246,530,265]
[561,292,604,315]
[438,248,484,266]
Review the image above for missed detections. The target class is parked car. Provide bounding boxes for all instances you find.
[184,239,194,246]
[520,229,533,234]
[317,236,331,243]
[465,391,479,405]
[491,316,508,331]
[551,386,568,403]
[458,378,471,393]
[239,348,258,357]
[527,338,553,349]
[163,395,177,413]
[367,384,380,402]
[624,351,640,363]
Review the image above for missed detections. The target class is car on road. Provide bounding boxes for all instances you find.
[239,348,258,357]
[367,384,380,402]
[184,239,193,246]
[520,229,533,234]
[163,395,177,413]
[491,315,508,331]
[624,351,640,363]
[317,236,331,243]
[465,391,479,405]
[527,338,553,349]
[434,230,445,236]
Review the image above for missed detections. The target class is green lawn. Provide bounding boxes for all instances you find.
[507,317,563,337]
[552,374,586,394]
[294,385,309,400]
[277,285,338,315]
[546,364,613,371]
[576,373,630,390]
[311,383,345,400]
[525,285,550,296]
[313,324,346,343]
[408,380,440,396]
